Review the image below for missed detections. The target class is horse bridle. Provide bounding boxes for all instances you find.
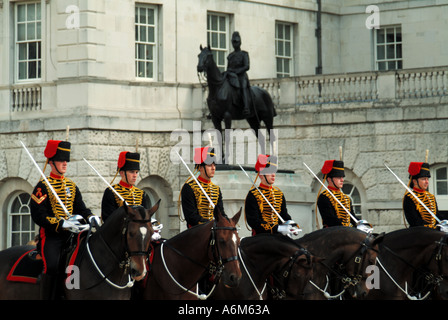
[85,214,153,290]
[376,233,448,299]
[269,247,312,300]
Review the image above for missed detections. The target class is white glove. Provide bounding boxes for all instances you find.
[151,232,161,241]
[278,220,302,238]
[62,219,89,233]
[356,220,373,233]
[437,220,448,233]
[88,215,101,226]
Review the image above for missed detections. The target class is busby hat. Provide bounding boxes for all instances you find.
[193,147,216,166]
[44,140,71,162]
[255,154,278,174]
[117,151,140,171]
[321,160,345,178]
[408,162,431,179]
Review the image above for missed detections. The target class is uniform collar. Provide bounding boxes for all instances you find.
[119,181,134,189]
[328,186,340,192]
[259,183,273,190]
[198,176,211,184]
[413,187,426,193]
[50,172,64,180]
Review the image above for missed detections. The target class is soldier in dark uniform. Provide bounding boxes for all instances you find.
[101,151,150,222]
[317,160,356,228]
[180,147,226,228]
[403,162,440,228]
[245,154,300,237]
[226,31,251,116]
[30,140,97,299]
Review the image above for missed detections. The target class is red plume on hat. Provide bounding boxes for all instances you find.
[44,140,61,159]
[408,162,423,176]
[193,147,215,165]
[321,160,335,175]
[117,151,129,169]
[255,154,269,172]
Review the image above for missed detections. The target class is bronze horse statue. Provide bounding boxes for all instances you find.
[142,209,242,300]
[0,202,159,300]
[197,45,277,160]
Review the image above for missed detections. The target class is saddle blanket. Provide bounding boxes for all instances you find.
[7,249,43,284]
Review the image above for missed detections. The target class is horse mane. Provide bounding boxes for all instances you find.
[382,226,442,250]
[298,226,359,242]
[242,233,301,250]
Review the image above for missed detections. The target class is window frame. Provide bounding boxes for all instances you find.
[15,1,42,83]
[374,25,403,71]
[275,21,294,78]
[7,192,36,247]
[431,164,448,212]
[135,3,159,80]
[207,12,230,73]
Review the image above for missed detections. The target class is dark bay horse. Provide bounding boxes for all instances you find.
[296,226,384,300]
[142,210,242,300]
[367,227,448,300]
[0,201,159,300]
[212,233,315,300]
[197,45,277,158]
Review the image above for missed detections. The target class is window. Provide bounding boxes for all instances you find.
[207,13,229,72]
[342,183,362,220]
[275,22,293,78]
[135,4,158,79]
[375,26,402,71]
[432,165,448,218]
[8,193,35,247]
[15,2,42,82]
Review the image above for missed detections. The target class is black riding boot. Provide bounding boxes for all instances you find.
[40,274,57,300]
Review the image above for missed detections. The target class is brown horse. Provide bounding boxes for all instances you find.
[212,233,315,300]
[142,210,242,300]
[296,226,384,300]
[0,202,159,300]
[367,227,448,300]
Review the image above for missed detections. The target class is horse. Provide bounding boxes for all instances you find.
[366,227,448,300]
[296,226,384,300]
[197,45,277,159]
[212,233,316,300]
[0,201,160,300]
[142,209,242,300]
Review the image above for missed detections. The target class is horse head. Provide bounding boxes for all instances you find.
[197,44,213,73]
[343,231,384,299]
[423,231,448,300]
[124,199,161,281]
[212,208,242,288]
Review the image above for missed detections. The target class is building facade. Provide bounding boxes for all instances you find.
[0,0,447,249]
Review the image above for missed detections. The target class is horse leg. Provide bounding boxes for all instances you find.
[223,112,232,165]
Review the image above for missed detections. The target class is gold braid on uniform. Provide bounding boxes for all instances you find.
[44,175,76,223]
[250,186,283,232]
[321,189,352,227]
[111,183,145,207]
[188,178,220,222]
[405,190,437,228]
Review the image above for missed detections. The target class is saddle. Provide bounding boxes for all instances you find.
[7,232,87,285]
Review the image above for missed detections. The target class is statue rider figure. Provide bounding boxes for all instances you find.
[226,31,251,116]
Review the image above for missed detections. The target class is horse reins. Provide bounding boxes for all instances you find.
[85,214,153,290]
[377,232,448,299]
[159,220,239,300]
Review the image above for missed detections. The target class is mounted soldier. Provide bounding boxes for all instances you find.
[245,154,300,237]
[403,162,440,228]
[317,160,357,228]
[101,151,150,222]
[30,140,98,299]
[180,147,227,228]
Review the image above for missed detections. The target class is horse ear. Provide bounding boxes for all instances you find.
[232,207,242,225]
[200,44,203,50]
[147,199,161,218]
[207,44,211,50]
